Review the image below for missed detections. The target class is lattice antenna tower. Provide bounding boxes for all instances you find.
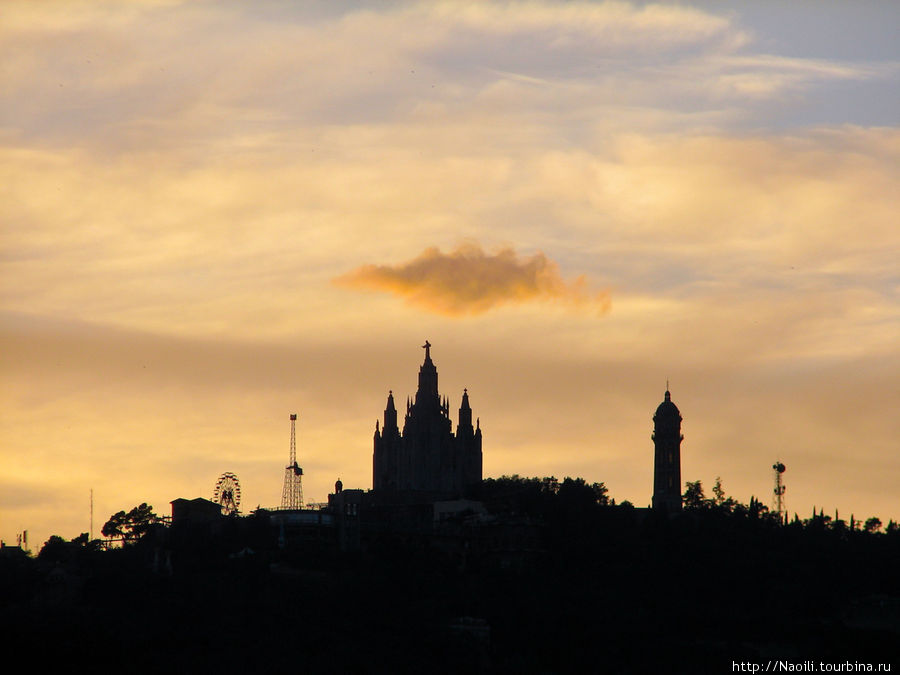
[281,413,304,509]
[772,461,786,523]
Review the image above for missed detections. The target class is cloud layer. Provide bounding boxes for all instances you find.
[335,244,610,316]
[1,1,898,549]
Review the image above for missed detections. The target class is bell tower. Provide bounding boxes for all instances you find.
[652,387,683,512]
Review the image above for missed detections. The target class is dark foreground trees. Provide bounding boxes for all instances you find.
[479,474,609,517]
[682,478,892,535]
[4,478,899,673]
[101,503,159,543]
[37,532,101,563]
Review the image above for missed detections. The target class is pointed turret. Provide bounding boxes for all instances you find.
[458,388,473,434]
[383,390,398,434]
[374,391,401,492]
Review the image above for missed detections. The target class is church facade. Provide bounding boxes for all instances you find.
[652,388,683,512]
[373,342,482,497]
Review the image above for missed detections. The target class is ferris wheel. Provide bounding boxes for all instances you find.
[213,472,242,515]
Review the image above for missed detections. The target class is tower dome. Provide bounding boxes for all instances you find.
[655,390,680,417]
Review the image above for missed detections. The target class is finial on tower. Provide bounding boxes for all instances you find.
[422,340,432,361]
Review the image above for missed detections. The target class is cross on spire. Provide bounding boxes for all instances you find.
[422,340,431,360]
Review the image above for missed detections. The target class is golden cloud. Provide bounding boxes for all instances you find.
[334,243,611,316]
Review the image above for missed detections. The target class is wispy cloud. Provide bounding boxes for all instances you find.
[2,0,899,548]
[4,0,891,150]
[335,243,611,316]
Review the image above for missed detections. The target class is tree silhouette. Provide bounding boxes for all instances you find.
[37,532,96,562]
[712,476,726,504]
[38,535,69,562]
[101,511,128,539]
[864,517,882,533]
[101,503,159,543]
[558,477,609,507]
[682,480,706,509]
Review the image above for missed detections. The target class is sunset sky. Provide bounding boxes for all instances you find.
[2,1,898,550]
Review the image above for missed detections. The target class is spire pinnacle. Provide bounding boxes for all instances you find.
[416,340,439,401]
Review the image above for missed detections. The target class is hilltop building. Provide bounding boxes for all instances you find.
[373,341,482,498]
[652,387,683,512]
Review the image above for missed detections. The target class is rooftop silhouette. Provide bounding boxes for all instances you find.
[373,342,482,497]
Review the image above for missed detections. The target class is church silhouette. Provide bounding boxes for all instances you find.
[373,341,483,498]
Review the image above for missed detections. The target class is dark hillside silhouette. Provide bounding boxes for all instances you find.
[2,479,898,673]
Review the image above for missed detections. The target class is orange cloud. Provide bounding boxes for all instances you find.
[334,243,610,316]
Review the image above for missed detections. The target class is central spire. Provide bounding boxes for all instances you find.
[416,340,439,406]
